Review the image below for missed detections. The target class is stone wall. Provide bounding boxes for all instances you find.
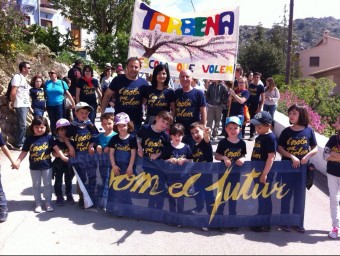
[0,45,70,147]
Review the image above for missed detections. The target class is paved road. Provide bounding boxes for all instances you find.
[0,125,338,255]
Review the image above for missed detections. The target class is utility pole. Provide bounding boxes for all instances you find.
[190,0,196,12]
[285,0,294,85]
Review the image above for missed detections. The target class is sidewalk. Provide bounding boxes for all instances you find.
[0,125,338,255]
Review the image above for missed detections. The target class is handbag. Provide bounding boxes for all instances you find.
[244,105,250,123]
[306,162,315,190]
[64,97,73,109]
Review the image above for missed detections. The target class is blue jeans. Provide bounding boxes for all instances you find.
[0,170,8,214]
[47,104,64,133]
[263,104,277,125]
[88,104,97,124]
[15,107,29,147]
[33,108,44,117]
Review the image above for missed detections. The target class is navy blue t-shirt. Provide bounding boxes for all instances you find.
[66,124,99,152]
[229,89,250,116]
[247,83,264,109]
[192,139,213,162]
[50,138,75,158]
[109,75,149,123]
[175,88,206,135]
[278,126,317,161]
[324,135,340,177]
[22,134,54,170]
[143,87,175,116]
[76,77,99,106]
[137,124,170,158]
[108,134,137,164]
[162,143,193,160]
[216,138,247,162]
[251,132,277,161]
[30,88,46,110]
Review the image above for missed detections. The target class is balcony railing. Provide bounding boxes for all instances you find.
[40,0,57,9]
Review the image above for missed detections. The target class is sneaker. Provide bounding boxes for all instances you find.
[212,136,218,141]
[66,195,75,204]
[293,225,305,233]
[201,227,209,231]
[45,204,54,212]
[261,225,271,232]
[34,205,43,213]
[78,198,84,209]
[328,227,338,239]
[56,196,64,206]
[191,208,203,214]
[0,211,8,222]
[280,225,292,232]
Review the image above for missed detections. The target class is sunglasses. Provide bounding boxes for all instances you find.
[26,67,31,69]
[49,72,56,75]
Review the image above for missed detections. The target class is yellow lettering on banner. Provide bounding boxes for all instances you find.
[168,174,201,197]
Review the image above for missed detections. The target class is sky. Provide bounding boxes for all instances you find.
[150,0,340,28]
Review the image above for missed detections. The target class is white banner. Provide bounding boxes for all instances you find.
[128,0,239,81]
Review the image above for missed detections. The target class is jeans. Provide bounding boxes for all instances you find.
[88,104,97,124]
[47,104,64,133]
[33,108,45,117]
[0,169,8,214]
[263,104,277,126]
[327,173,340,228]
[207,105,223,137]
[15,107,29,147]
[30,168,53,206]
[53,158,75,197]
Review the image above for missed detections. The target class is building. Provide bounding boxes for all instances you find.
[18,0,94,58]
[298,30,340,94]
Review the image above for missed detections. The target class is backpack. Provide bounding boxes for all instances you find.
[5,73,21,103]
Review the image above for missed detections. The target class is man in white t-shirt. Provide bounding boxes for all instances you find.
[9,61,31,149]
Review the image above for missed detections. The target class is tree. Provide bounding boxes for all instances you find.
[50,0,150,65]
[130,30,236,60]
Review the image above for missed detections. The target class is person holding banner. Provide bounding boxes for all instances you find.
[142,63,176,125]
[174,69,206,150]
[228,77,250,139]
[100,57,149,133]
[66,102,99,210]
[249,111,277,232]
[278,104,318,233]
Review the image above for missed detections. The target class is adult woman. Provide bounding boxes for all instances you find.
[100,67,114,110]
[45,69,75,132]
[143,64,175,124]
[76,65,102,123]
[228,77,250,139]
[263,77,280,124]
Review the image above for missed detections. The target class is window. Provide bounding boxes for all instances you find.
[41,19,52,28]
[71,24,81,48]
[310,56,320,67]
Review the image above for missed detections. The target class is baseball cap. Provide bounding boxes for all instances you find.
[114,112,130,125]
[56,118,70,129]
[105,63,112,67]
[250,111,273,126]
[226,116,242,127]
[75,102,94,112]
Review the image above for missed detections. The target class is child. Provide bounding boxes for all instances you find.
[0,132,17,222]
[323,114,340,239]
[137,110,173,209]
[66,102,99,210]
[88,112,117,209]
[278,104,318,233]
[249,111,277,232]
[52,118,75,206]
[29,75,46,117]
[162,123,193,215]
[108,112,137,205]
[189,122,214,215]
[13,116,68,213]
[215,116,247,230]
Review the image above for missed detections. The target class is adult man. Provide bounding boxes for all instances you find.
[100,57,149,132]
[67,59,83,98]
[247,72,265,141]
[10,61,31,149]
[174,69,207,149]
[205,80,228,140]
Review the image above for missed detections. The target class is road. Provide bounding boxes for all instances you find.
[0,125,338,255]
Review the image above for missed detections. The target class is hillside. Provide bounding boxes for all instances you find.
[240,16,340,51]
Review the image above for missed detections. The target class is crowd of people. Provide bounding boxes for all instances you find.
[0,59,339,240]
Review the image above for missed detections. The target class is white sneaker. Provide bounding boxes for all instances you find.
[34,205,43,213]
[45,204,54,212]
[328,227,338,239]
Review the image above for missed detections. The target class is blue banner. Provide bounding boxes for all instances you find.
[70,152,306,228]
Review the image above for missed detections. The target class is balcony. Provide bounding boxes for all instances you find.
[40,0,58,14]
